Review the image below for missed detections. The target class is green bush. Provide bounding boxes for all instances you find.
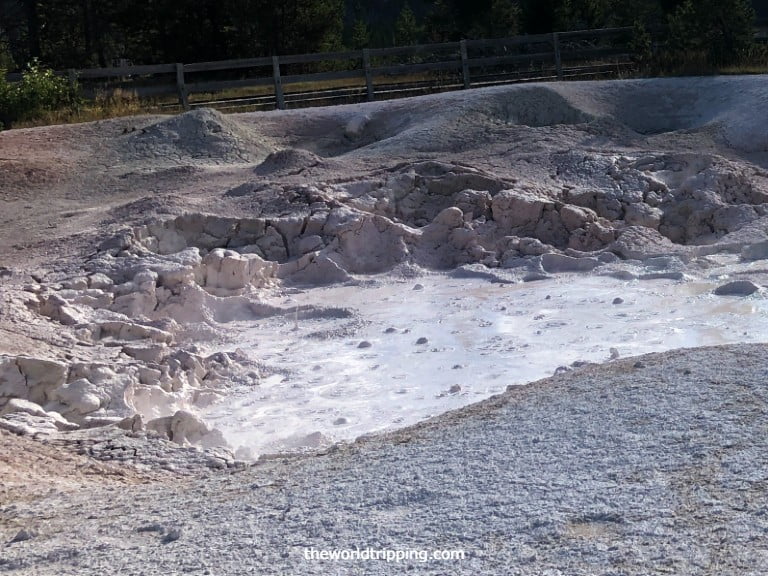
[667,0,756,66]
[0,59,80,129]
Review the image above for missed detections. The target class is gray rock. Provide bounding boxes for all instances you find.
[540,253,599,273]
[161,528,182,544]
[741,241,768,261]
[597,252,620,264]
[714,280,761,296]
[603,270,639,281]
[295,235,324,255]
[523,273,551,282]
[136,523,166,534]
[644,256,684,270]
[640,272,685,281]
[518,238,550,256]
[624,203,663,229]
[9,529,36,544]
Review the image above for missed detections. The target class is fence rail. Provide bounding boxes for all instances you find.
[6,27,639,112]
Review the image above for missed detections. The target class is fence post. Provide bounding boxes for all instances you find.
[175,63,189,110]
[459,40,471,89]
[362,49,374,102]
[552,33,563,80]
[272,56,285,110]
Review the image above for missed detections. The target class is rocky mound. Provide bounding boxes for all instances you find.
[254,148,328,176]
[117,108,274,166]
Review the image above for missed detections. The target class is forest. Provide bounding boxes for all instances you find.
[0,0,762,129]
[0,0,760,71]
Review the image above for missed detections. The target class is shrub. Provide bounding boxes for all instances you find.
[0,59,80,129]
[667,0,756,66]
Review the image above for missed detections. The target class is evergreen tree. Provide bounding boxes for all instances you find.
[395,2,423,45]
[425,0,458,42]
[491,0,522,36]
[470,0,520,38]
[350,18,371,49]
[668,0,755,64]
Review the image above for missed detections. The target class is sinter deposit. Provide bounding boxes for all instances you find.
[2,77,768,462]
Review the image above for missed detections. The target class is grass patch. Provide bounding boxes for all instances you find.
[12,88,168,128]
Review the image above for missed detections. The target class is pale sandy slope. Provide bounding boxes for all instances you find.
[3,344,768,575]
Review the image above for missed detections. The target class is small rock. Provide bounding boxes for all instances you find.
[206,457,227,470]
[523,273,550,282]
[357,340,372,349]
[162,528,182,544]
[741,240,768,261]
[612,297,624,305]
[452,364,463,369]
[10,529,36,543]
[384,327,397,334]
[640,271,685,281]
[633,361,645,369]
[333,417,348,425]
[448,384,461,394]
[606,270,638,281]
[597,252,620,264]
[413,283,424,291]
[609,347,620,360]
[713,280,760,296]
[136,523,165,534]
[416,337,428,345]
[540,253,600,273]
[554,366,572,375]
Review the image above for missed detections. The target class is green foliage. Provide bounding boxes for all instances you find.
[425,0,458,42]
[395,3,423,46]
[630,19,653,63]
[0,40,15,71]
[350,18,371,49]
[0,59,80,128]
[470,0,521,38]
[667,0,756,65]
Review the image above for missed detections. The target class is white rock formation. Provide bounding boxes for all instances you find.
[147,410,226,449]
[201,249,276,294]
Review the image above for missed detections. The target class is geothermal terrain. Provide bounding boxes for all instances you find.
[2,76,768,574]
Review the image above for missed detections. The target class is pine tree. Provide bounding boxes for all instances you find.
[350,18,371,49]
[395,2,422,45]
[425,0,458,42]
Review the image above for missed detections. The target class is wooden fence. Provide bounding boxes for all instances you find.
[6,27,638,112]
